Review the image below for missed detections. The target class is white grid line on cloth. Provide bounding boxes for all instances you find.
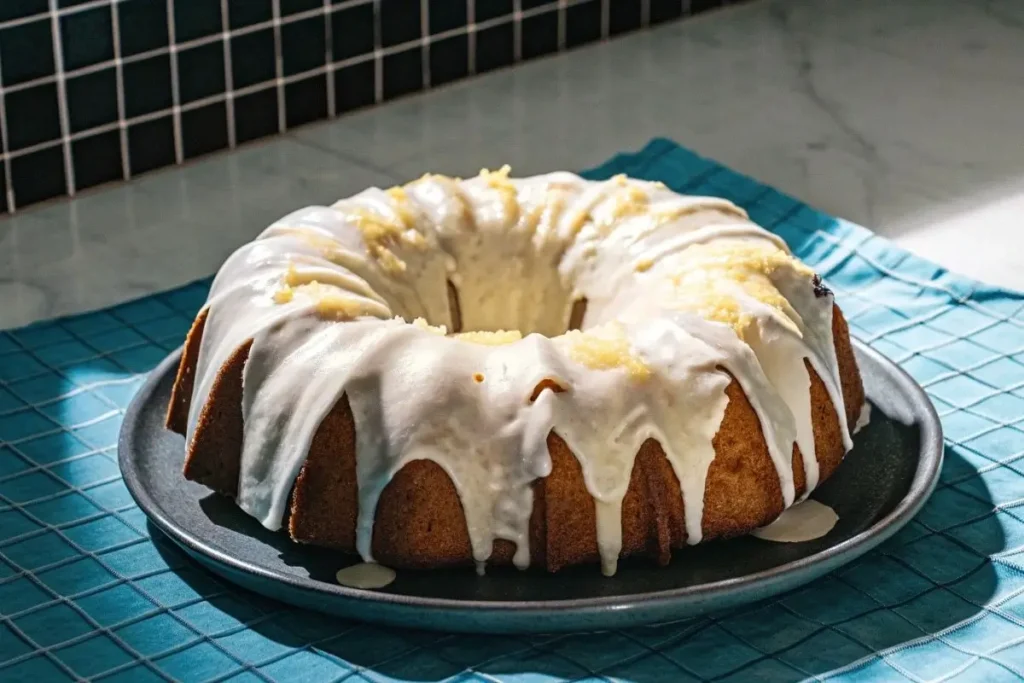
[631,516,1013,682]
[846,335,1024,437]
[861,299,1024,348]
[47,0,75,198]
[0,338,170,396]
[3,143,1024,682]
[0,346,163,410]
[840,286,1024,371]
[836,564,1024,682]
[619,610,789,680]
[0,480,195,682]
[0,324,283,682]
[0,445,120,489]
[811,227,1024,334]
[940,449,1024,491]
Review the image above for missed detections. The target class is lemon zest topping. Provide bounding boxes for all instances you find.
[385,186,417,227]
[412,317,448,335]
[561,323,650,380]
[454,329,524,345]
[273,275,369,321]
[345,208,420,274]
[311,290,369,320]
[478,165,518,222]
[478,165,512,183]
[665,240,811,334]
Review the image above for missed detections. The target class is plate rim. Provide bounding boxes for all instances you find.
[119,340,943,627]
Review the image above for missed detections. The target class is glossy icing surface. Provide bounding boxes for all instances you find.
[185,169,853,576]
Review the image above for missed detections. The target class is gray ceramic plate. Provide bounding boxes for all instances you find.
[119,341,942,634]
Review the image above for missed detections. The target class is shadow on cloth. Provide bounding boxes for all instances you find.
[150,442,1002,682]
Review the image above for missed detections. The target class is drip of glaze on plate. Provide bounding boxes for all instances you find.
[854,402,871,435]
[335,563,397,589]
[751,499,838,543]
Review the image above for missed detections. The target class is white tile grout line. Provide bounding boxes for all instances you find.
[373,0,384,104]
[0,0,633,214]
[48,0,75,198]
[325,0,337,119]
[272,0,287,133]
[166,0,184,165]
[0,0,112,31]
[513,0,523,62]
[0,35,14,212]
[0,5,334,99]
[110,0,130,182]
[421,0,431,89]
[466,0,476,75]
[222,0,237,150]
[0,3,565,151]
[0,54,375,165]
[558,0,567,51]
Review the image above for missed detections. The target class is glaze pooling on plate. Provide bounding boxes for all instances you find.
[751,499,839,543]
[184,168,855,576]
[335,563,396,590]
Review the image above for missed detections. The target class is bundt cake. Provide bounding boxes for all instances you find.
[166,168,865,576]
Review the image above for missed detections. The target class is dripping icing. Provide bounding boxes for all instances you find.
[184,170,855,575]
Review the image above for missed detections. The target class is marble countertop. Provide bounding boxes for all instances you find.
[2,0,1023,330]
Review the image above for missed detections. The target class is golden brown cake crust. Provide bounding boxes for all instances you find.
[168,304,864,572]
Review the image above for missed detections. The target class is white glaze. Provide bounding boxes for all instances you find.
[335,563,396,589]
[854,401,872,435]
[184,170,854,575]
[751,500,839,543]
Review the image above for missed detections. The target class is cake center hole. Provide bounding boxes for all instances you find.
[443,279,587,338]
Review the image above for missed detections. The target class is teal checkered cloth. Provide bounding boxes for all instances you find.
[1,138,1023,682]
